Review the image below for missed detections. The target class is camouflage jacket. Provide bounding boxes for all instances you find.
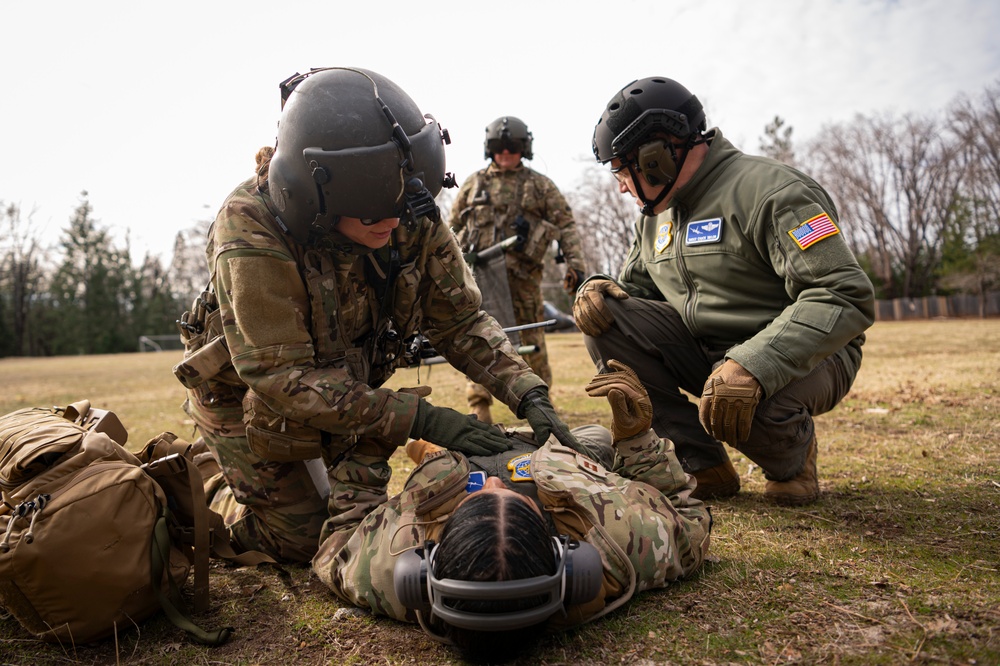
[449,163,586,279]
[312,428,712,629]
[187,176,544,446]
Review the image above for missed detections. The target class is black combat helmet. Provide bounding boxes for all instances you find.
[268,67,451,245]
[592,76,706,164]
[484,116,533,160]
[592,77,706,215]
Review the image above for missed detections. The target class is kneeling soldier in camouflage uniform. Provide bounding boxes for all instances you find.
[175,68,580,563]
[313,361,711,662]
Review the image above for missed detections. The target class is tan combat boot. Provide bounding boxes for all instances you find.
[690,458,741,500]
[765,435,819,506]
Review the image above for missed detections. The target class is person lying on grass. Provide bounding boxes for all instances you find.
[312,361,712,661]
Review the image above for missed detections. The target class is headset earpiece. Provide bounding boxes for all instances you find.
[393,545,430,611]
[636,140,678,187]
[562,538,603,605]
[394,535,604,630]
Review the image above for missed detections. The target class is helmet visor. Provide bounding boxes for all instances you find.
[486,138,525,156]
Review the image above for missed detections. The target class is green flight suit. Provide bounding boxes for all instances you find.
[583,130,875,479]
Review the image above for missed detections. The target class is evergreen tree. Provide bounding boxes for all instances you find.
[47,192,134,354]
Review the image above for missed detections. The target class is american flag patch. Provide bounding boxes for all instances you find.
[788,213,839,250]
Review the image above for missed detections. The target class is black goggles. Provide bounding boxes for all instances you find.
[487,138,524,155]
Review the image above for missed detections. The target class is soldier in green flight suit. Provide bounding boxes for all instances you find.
[450,117,587,424]
[574,76,876,505]
[312,360,711,662]
[174,68,581,563]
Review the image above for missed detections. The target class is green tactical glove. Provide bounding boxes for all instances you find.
[410,400,512,457]
[572,279,630,337]
[584,360,653,441]
[562,268,586,295]
[699,359,762,444]
[517,387,584,452]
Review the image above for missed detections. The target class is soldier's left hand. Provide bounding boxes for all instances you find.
[518,387,585,452]
[562,268,586,294]
[584,360,653,441]
[699,360,762,444]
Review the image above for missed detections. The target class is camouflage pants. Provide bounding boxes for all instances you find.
[203,432,393,564]
[467,269,551,412]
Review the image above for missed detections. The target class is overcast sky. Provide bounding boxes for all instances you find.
[3,0,999,265]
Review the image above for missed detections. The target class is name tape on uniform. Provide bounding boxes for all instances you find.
[685,218,723,245]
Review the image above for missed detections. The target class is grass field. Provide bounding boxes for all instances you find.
[1,319,998,665]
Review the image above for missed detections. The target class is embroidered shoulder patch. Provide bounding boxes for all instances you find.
[685,218,723,245]
[789,213,839,250]
[506,453,534,482]
[655,220,674,254]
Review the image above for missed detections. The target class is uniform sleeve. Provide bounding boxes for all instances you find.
[212,204,420,446]
[311,450,470,622]
[534,435,711,617]
[539,174,587,273]
[726,182,876,396]
[417,218,546,409]
[448,174,476,237]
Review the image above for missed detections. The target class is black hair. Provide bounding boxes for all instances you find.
[433,491,555,661]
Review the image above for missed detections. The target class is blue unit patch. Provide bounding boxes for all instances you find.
[466,471,487,493]
[507,453,534,482]
[685,218,723,245]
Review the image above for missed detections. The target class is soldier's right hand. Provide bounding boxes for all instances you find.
[572,279,630,337]
[409,400,512,457]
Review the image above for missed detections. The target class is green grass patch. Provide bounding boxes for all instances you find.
[1,320,999,664]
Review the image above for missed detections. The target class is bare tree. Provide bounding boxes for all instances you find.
[168,218,213,308]
[0,202,46,356]
[808,112,963,298]
[944,80,1000,313]
[566,163,637,277]
[950,79,1000,238]
[759,115,796,165]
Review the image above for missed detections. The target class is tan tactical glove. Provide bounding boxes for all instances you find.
[584,359,653,441]
[699,360,762,444]
[562,268,586,294]
[572,279,630,337]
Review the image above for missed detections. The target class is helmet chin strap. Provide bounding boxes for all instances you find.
[633,136,702,216]
[637,177,673,216]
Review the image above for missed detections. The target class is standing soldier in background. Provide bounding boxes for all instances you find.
[450,117,587,424]
[174,69,582,564]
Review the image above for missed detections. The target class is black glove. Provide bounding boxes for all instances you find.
[517,387,583,451]
[410,400,512,456]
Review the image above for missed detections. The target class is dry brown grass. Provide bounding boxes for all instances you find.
[1,320,998,665]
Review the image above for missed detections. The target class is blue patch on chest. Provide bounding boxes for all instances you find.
[685,218,723,245]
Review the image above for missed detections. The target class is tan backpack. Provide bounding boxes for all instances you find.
[0,401,234,645]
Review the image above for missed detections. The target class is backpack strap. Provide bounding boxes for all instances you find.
[150,509,232,645]
[140,434,277,609]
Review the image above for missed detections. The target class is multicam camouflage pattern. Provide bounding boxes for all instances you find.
[451,163,584,397]
[183,174,545,561]
[312,426,712,628]
[450,162,585,280]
